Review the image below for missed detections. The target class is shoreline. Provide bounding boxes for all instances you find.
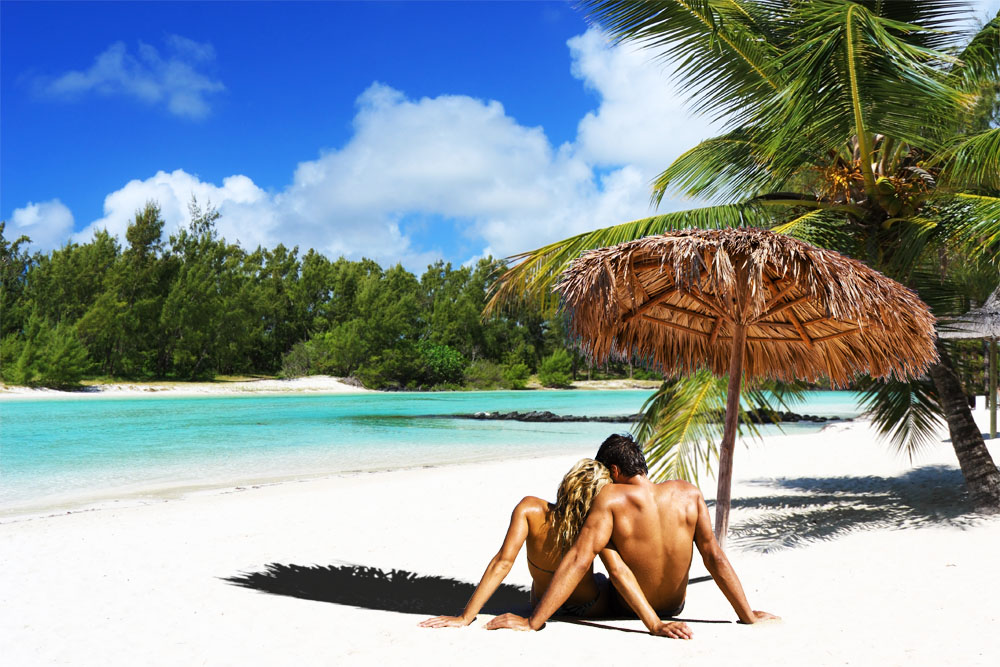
[0,376,663,400]
[0,446,604,525]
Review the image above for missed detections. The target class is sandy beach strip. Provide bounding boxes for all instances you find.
[0,375,372,400]
[2,414,998,665]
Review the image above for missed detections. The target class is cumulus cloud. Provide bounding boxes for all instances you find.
[8,200,75,252]
[35,35,224,118]
[569,29,719,178]
[50,27,720,269]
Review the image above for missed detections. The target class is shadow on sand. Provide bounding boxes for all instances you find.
[223,563,532,616]
[722,465,992,553]
[223,564,718,624]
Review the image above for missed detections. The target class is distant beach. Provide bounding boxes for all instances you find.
[0,375,669,400]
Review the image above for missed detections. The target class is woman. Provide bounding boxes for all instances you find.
[419,458,619,626]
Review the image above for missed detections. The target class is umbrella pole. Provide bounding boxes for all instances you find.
[990,338,996,439]
[714,322,747,550]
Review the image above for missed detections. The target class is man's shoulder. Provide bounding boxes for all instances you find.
[654,479,703,503]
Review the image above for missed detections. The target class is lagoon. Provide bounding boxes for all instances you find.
[0,389,862,518]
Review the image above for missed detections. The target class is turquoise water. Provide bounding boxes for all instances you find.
[0,390,861,516]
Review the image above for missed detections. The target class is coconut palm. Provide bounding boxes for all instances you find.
[488,1,1000,510]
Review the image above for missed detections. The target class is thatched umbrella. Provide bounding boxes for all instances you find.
[555,228,938,547]
[938,285,1000,438]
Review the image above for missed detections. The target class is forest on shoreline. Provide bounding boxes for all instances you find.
[0,200,658,390]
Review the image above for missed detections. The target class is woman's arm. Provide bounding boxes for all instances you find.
[599,548,693,639]
[419,497,533,628]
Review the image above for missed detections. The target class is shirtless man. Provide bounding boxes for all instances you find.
[486,433,778,638]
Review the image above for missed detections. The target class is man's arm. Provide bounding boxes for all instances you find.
[486,492,615,631]
[599,547,693,639]
[692,492,778,624]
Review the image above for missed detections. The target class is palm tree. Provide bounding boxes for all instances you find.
[488,1,1000,510]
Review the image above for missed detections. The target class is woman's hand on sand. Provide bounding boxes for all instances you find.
[484,613,534,631]
[418,615,472,628]
[650,620,693,639]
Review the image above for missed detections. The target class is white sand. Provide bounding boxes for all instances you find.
[0,375,371,399]
[2,413,999,665]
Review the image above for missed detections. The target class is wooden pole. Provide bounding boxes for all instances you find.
[714,322,747,549]
[989,338,997,439]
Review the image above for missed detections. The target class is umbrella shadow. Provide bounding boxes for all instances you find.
[222,563,531,616]
[722,465,993,553]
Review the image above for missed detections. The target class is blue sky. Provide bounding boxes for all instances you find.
[3,1,999,269]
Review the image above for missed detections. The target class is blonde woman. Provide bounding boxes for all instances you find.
[420,458,643,626]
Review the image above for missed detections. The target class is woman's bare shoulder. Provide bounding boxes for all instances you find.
[512,495,550,518]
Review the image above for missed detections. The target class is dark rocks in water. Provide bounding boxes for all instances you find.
[459,410,642,423]
[448,409,847,425]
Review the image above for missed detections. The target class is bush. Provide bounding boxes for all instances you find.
[464,359,506,390]
[0,335,25,383]
[12,316,90,389]
[279,341,312,378]
[503,362,530,389]
[538,349,573,388]
[418,342,466,386]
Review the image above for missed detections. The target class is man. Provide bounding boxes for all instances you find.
[487,433,778,638]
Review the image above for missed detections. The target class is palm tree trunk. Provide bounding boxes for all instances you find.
[927,341,1000,512]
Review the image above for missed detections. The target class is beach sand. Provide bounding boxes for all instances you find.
[2,412,999,665]
[0,375,371,399]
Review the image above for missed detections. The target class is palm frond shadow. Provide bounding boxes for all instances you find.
[222,563,531,616]
[722,465,993,553]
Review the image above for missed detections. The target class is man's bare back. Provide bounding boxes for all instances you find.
[599,478,700,614]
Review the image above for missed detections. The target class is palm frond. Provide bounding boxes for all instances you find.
[931,192,1000,261]
[759,1,966,173]
[485,204,776,313]
[652,129,783,204]
[935,128,1000,191]
[871,0,976,50]
[633,370,806,483]
[578,0,787,125]
[855,374,944,461]
[949,11,1000,89]
[766,206,857,251]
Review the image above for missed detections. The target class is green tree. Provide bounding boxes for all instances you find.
[0,222,36,341]
[491,2,1000,509]
[11,311,90,388]
[538,349,573,388]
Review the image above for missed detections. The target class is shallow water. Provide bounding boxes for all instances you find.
[0,389,861,516]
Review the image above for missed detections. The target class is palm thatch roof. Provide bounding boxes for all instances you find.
[937,285,1000,340]
[554,228,937,386]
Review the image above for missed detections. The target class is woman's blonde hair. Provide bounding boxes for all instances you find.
[550,458,613,554]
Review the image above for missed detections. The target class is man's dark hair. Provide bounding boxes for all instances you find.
[595,433,648,477]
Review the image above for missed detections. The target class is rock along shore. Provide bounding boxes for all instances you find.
[444,409,847,424]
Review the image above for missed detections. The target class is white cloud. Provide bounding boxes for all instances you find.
[36,36,224,118]
[9,200,75,252]
[46,27,722,269]
[569,29,720,177]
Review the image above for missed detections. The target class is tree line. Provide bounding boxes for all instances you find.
[1,200,642,390]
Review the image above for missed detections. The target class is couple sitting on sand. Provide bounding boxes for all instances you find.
[420,433,777,638]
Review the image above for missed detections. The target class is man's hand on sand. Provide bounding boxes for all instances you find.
[418,615,472,628]
[485,613,535,631]
[650,620,693,639]
[750,610,780,622]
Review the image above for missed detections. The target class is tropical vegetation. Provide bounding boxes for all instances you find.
[489,1,1000,510]
[0,201,600,391]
